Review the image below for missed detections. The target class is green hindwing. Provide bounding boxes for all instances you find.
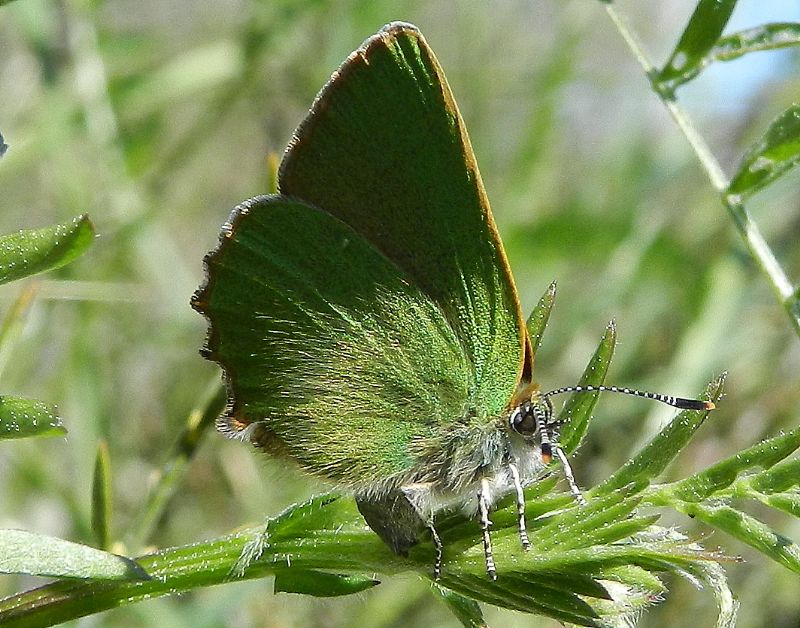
[195,197,473,486]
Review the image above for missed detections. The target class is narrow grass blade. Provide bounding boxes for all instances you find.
[91,440,112,550]
[657,0,737,94]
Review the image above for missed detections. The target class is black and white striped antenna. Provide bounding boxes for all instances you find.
[543,384,715,411]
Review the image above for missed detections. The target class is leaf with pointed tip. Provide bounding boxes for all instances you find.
[670,425,800,501]
[0,530,149,580]
[593,374,724,496]
[657,0,738,94]
[433,585,486,628]
[526,280,557,361]
[92,440,112,550]
[675,504,800,575]
[556,322,616,454]
[727,103,800,198]
[0,215,94,286]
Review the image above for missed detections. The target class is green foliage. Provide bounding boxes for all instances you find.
[0,530,148,581]
[1,1,799,627]
[0,215,94,287]
[0,395,63,440]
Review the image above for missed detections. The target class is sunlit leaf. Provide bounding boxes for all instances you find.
[0,395,65,440]
[0,530,149,580]
[526,280,556,359]
[658,0,737,93]
[0,215,94,286]
[557,321,615,454]
[670,425,800,501]
[594,375,724,496]
[657,23,800,90]
[728,103,800,197]
[676,504,800,574]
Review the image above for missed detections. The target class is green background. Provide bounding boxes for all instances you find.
[0,1,798,626]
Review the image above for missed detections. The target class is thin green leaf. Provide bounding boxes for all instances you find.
[675,503,800,574]
[433,584,487,628]
[594,374,724,496]
[526,280,556,360]
[727,103,800,197]
[92,440,112,551]
[655,23,800,90]
[595,564,665,596]
[273,570,379,597]
[534,485,646,552]
[0,395,65,440]
[658,0,738,91]
[557,321,616,454]
[749,456,800,494]
[760,493,800,518]
[0,530,149,580]
[436,573,602,627]
[715,23,800,61]
[0,215,94,286]
[670,425,800,501]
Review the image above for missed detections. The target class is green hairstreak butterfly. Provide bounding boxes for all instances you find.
[192,22,713,579]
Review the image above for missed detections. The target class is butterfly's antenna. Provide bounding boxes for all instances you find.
[543,385,715,411]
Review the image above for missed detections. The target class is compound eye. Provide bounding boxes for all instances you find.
[510,403,537,435]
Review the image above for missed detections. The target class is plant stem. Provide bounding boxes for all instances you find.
[604,4,800,338]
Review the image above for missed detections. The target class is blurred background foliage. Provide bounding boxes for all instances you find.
[0,0,798,626]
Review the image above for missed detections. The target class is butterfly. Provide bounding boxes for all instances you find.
[192,21,712,580]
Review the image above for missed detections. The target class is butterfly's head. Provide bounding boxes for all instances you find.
[508,392,559,464]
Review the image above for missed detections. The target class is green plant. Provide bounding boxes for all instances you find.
[1,2,799,627]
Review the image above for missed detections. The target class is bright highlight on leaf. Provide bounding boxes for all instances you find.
[0,395,65,440]
[0,214,94,286]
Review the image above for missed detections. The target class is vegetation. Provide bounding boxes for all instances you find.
[0,1,798,626]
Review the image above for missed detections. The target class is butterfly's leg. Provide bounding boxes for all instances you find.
[428,523,443,579]
[553,445,587,506]
[508,462,531,551]
[477,478,497,580]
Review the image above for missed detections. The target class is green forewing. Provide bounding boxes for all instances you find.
[280,23,527,416]
[200,197,473,483]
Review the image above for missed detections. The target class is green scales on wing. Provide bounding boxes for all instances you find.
[193,23,530,491]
